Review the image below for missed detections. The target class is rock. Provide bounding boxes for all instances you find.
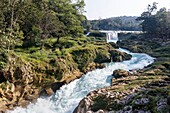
[143,69,162,76]
[0,110,5,113]
[157,98,169,112]
[134,98,149,106]
[51,81,66,92]
[96,109,105,113]
[73,98,91,113]
[109,49,132,62]
[109,42,119,48]
[134,110,150,113]
[39,88,54,97]
[167,96,170,105]
[85,63,105,73]
[119,94,137,105]
[40,81,66,97]
[112,69,131,79]
[123,106,132,112]
[2,54,34,84]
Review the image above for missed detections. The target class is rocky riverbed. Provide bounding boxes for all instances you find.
[74,71,170,113]
[74,34,170,113]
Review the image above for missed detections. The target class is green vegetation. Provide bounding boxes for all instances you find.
[136,2,170,38]
[89,3,170,113]
[0,0,85,49]
[0,0,87,83]
[90,75,169,112]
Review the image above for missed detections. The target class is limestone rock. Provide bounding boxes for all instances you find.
[2,54,34,84]
[40,81,66,97]
[112,69,131,79]
[110,49,132,62]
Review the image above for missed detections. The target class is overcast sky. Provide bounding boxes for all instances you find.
[84,0,170,20]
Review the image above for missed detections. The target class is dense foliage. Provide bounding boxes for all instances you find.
[137,2,170,38]
[89,16,142,31]
[0,0,85,49]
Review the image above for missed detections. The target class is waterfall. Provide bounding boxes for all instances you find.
[8,31,154,113]
[100,30,119,43]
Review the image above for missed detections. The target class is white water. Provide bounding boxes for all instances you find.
[9,32,154,113]
[100,30,118,43]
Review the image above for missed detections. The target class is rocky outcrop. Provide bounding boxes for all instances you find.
[74,75,170,113]
[0,53,39,111]
[84,62,105,73]
[0,83,39,112]
[1,54,34,84]
[112,69,131,79]
[39,81,66,97]
[110,49,132,62]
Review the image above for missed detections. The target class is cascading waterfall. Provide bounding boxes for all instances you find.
[100,30,119,43]
[9,31,154,113]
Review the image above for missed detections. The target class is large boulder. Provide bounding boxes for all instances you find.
[113,69,131,79]
[110,49,132,62]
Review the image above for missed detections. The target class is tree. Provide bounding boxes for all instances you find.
[136,2,158,34]
[137,3,170,38]
[0,0,86,48]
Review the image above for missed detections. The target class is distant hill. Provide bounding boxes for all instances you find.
[90,16,142,31]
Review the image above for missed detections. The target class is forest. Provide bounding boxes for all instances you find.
[90,16,142,31]
[0,0,85,49]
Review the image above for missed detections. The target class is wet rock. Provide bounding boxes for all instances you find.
[40,81,66,97]
[85,63,105,73]
[112,69,131,79]
[51,81,66,92]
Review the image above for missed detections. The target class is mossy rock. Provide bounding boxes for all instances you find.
[110,49,132,62]
[91,95,109,112]
[109,42,119,48]
[71,48,96,72]
[95,48,111,63]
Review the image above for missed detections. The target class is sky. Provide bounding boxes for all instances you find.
[84,0,170,20]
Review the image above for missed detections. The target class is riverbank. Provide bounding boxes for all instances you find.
[74,33,170,113]
[0,36,132,112]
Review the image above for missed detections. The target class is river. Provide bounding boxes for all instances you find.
[9,31,154,113]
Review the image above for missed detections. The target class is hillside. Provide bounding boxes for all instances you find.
[90,16,142,31]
